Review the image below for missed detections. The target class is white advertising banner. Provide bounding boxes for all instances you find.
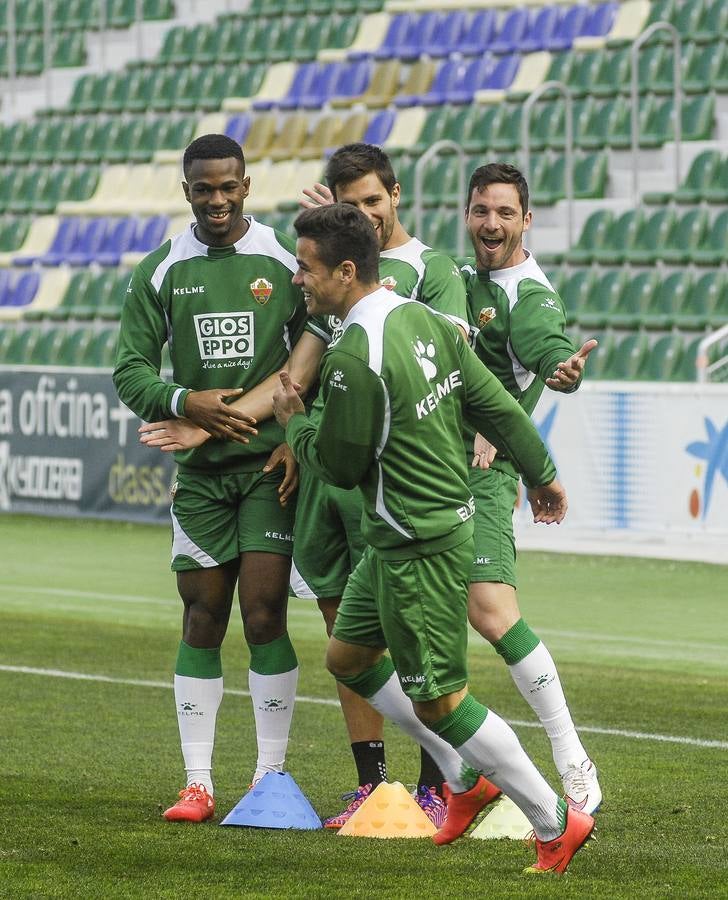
[513,381,728,564]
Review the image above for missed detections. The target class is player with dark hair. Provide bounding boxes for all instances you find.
[461,162,602,823]
[139,142,467,827]
[272,202,595,875]
[114,133,313,823]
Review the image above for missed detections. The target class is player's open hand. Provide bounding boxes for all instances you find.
[263,443,299,507]
[527,478,568,524]
[182,388,258,443]
[300,182,335,210]
[272,371,305,428]
[546,339,598,390]
[139,417,210,452]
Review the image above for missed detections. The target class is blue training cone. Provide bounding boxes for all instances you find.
[220,772,322,830]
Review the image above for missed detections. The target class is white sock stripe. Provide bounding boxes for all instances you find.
[3,664,726,750]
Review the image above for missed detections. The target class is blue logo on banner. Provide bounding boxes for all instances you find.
[686,418,728,519]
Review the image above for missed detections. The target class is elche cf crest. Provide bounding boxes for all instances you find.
[250,278,273,304]
[380,276,397,291]
[478,306,496,328]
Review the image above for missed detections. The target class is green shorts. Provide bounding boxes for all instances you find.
[170,469,295,571]
[469,466,518,587]
[333,537,473,702]
[290,468,364,600]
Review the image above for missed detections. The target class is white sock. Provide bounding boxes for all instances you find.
[174,674,223,795]
[458,709,563,841]
[249,667,298,783]
[368,673,471,793]
[508,642,588,773]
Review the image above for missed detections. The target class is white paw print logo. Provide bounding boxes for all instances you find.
[333,370,343,382]
[413,338,437,380]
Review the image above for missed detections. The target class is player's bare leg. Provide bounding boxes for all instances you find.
[238,551,298,785]
[468,581,601,813]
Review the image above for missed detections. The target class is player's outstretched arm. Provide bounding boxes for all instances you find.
[526,480,568,525]
[545,339,598,390]
[139,332,326,452]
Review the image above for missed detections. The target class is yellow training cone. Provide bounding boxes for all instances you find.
[470,795,533,840]
[338,781,437,839]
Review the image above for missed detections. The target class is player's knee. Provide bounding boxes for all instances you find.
[183,603,228,645]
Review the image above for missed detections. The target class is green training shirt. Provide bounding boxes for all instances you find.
[461,251,578,473]
[286,287,557,558]
[113,218,307,474]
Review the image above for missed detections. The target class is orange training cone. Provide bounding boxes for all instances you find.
[337,781,436,839]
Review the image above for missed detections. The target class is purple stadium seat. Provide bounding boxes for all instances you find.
[253,61,318,111]
[0,269,12,304]
[581,2,618,38]
[95,217,139,267]
[484,53,520,91]
[372,13,414,60]
[547,4,590,51]
[445,55,495,105]
[490,8,530,54]
[133,215,169,253]
[298,62,344,109]
[63,217,111,266]
[225,114,251,145]
[397,12,443,61]
[331,60,373,104]
[520,6,563,53]
[7,271,40,307]
[14,217,81,267]
[424,11,467,58]
[460,10,497,56]
[362,109,395,145]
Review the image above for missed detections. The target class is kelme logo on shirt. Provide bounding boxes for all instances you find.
[478,306,496,328]
[413,338,437,380]
[329,370,348,392]
[250,277,273,305]
[194,312,254,360]
[541,297,558,310]
[380,276,397,291]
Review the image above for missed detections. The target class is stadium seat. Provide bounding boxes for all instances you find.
[582,329,617,379]
[362,108,396,146]
[489,8,529,55]
[577,268,629,330]
[559,267,598,326]
[623,207,676,265]
[610,271,660,330]
[703,156,728,204]
[459,10,497,57]
[692,210,728,266]
[565,209,613,264]
[593,209,646,265]
[675,271,727,331]
[641,334,686,381]
[15,218,80,267]
[643,271,693,329]
[606,332,650,380]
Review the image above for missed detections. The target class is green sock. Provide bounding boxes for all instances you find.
[336,656,396,699]
[248,632,297,675]
[175,640,222,678]
[492,618,540,666]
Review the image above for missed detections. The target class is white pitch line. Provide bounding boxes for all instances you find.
[2,664,727,750]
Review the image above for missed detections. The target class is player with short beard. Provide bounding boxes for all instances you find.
[461,162,601,821]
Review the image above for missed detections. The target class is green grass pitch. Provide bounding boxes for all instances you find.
[2,514,727,899]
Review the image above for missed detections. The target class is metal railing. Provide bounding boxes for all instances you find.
[413,139,466,257]
[631,21,682,199]
[696,324,728,384]
[521,80,574,247]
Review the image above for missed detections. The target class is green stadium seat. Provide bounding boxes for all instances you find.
[610,271,661,330]
[410,106,454,156]
[591,47,630,98]
[594,208,646,265]
[683,40,723,94]
[582,329,617,379]
[661,208,710,265]
[692,209,728,266]
[82,327,119,368]
[56,325,95,365]
[682,94,715,142]
[461,104,500,154]
[4,326,43,365]
[606,332,650,380]
[52,30,86,68]
[578,269,630,330]
[703,156,728,203]
[16,0,43,33]
[17,35,44,77]
[641,334,686,381]
[712,38,728,92]
[624,207,676,265]
[643,271,693,330]
[671,0,708,39]
[108,0,136,29]
[565,209,613,264]
[676,271,727,330]
[559,267,598,327]
[579,96,631,150]
[489,104,521,153]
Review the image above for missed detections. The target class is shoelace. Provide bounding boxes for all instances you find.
[339,785,369,809]
[564,764,590,794]
[417,787,442,809]
[179,784,209,802]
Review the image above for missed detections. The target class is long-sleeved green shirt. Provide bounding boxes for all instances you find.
[113,218,307,473]
[461,251,579,474]
[286,288,556,559]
